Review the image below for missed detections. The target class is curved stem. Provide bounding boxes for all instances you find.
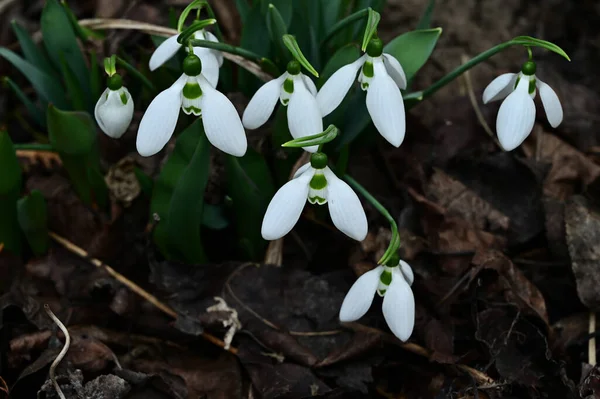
[116,56,156,92]
[343,174,399,264]
[320,8,369,47]
[13,143,55,151]
[189,39,265,64]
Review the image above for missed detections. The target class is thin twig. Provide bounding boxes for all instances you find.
[0,376,9,395]
[0,243,4,253]
[590,312,597,366]
[77,19,272,82]
[48,231,237,354]
[44,304,70,399]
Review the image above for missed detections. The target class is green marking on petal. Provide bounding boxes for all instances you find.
[120,92,128,105]
[380,269,392,286]
[378,289,387,296]
[183,106,202,115]
[283,78,294,94]
[308,195,327,205]
[362,61,374,78]
[528,78,536,94]
[309,173,327,190]
[183,82,203,99]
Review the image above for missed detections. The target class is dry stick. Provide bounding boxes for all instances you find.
[460,54,501,149]
[590,312,597,366]
[77,19,272,82]
[44,304,70,399]
[48,231,237,354]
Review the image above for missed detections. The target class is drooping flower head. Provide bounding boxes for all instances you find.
[317,38,407,147]
[339,255,415,341]
[243,60,322,152]
[261,152,368,241]
[94,73,134,139]
[149,29,222,88]
[136,53,247,157]
[483,60,563,151]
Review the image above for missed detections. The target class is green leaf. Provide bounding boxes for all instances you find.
[268,0,293,27]
[202,203,229,230]
[384,27,442,82]
[318,44,360,88]
[266,3,288,57]
[236,0,251,22]
[336,90,371,148]
[416,0,436,30]
[239,2,273,93]
[62,1,102,41]
[283,34,319,77]
[17,190,48,256]
[46,105,95,155]
[0,48,66,108]
[11,21,55,75]
[0,131,22,254]
[59,54,87,111]
[3,77,46,127]
[361,8,381,51]
[166,128,210,263]
[41,0,90,99]
[150,119,202,258]
[512,36,571,61]
[89,50,102,100]
[134,167,154,197]
[271,106,300,185]
[225,149,275,260]
[320,0,344,33]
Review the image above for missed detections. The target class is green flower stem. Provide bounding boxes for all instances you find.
[343,174,399,265]
[13,143,55,151]
[116,56,156,92]
[189,39,266,64]
[321,8,369,47]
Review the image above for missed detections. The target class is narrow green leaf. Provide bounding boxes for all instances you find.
[90,50,101,100]
[336,90,370,148]
[321,8,368,47]
[383,27,442,82]
[0,131,22,254]
[62,1,101,40]
[202,204,229,230]
[318,44,360,88]
[225,149,275,260]
[512,36,571,61]
[17,190,48,256]
[150,119,202,258]
[59,55,87,111]
[116,56,156,92]
[266,3,288,57]
[166,129,210,263]
[361,8,381,51]
[320,0,344,33]
[239,2,274,92]
[235,0,251,23]
[11,20,55,75]
[0,48,66,107]
[3,77,46,127]
[283,34,319,77]
[269,0,293,27]
[87,165,109,210]
[416,0,436,30]
[41,0,90,98]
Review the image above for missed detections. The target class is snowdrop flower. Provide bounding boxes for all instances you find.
[317,38,407,147]
[149,29,223,88]
[136,54,246,157]
[243,61,321,152]
[261,152,368,241]
[339,257,415,341]
[94,74,134,139]
[483,61,563,151]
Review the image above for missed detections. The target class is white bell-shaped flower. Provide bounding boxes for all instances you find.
[483,61,563,151]
[242,61,321,153]
[316,38,407,147]
[339,258,415,341]
[136,54,246,157]
[149,29,222,88]
[261,153,368,241]
[94,74,134,139]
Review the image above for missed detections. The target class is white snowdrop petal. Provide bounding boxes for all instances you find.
[204,30,224,67]
[199,77,247,157]
[399,260,414,286]
[339,266,383,322]
[537,79,563,128]
[317,55,366,117]
[366,62,406,147]
[382,53,407,90]
[496,79,536,151]
[261,170,315,240]
[382,269,415,341]
[149,35,181,71]
[96,89,134,138]
[242,74,286,129]
[302,74,318,96]
[191,48,220,88]
[94,88,110,134]
[482,73,517,104]
[324,167,368,241]
[293,163,312,179]
[136,75,186,156]
[288,81,323,153]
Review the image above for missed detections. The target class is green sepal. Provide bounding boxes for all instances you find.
[361,8,381,51]
[225,149,275,260]
[283,34,319,77]
[283,124,339,148]
[17,190,49,256]
[0,131,22,254]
